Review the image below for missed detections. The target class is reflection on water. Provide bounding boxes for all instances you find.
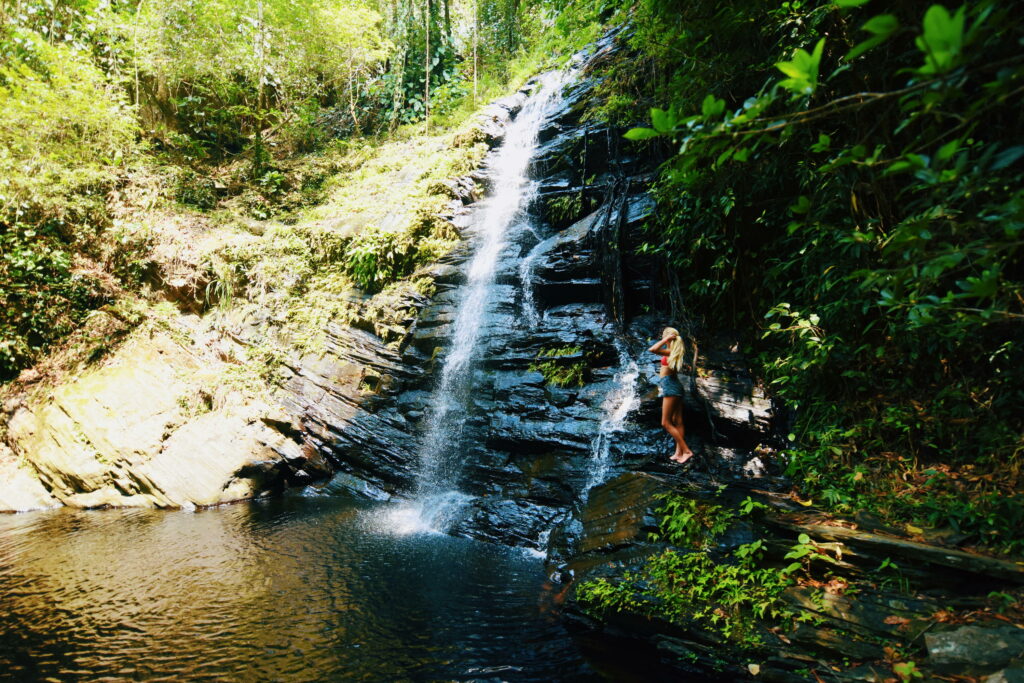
[0,497,595,681]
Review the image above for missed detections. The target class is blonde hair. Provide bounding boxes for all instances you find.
[662,327,686,373]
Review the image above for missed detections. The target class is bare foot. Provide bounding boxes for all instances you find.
[677,450,695,465]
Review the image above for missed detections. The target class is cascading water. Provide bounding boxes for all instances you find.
[518,238,544,328]
[387,68,576,534]
[583,339,640,496]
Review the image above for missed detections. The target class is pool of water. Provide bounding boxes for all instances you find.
[0,495,597,681]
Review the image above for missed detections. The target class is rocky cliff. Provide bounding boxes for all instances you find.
[0,91,531,512]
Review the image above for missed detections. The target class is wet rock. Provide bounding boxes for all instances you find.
[425,263,466,286]
[987,668,1024,683]
[926,626,1024,675]
[449,496,563,549]
[486,412,597,453]
[546,472,667,575]
[309,471,393,501]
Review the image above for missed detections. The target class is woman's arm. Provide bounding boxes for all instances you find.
[648,333,677,356]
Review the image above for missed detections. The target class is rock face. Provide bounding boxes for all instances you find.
[3,333,309,509]
[0,91,527,512]
[236,28,780,543]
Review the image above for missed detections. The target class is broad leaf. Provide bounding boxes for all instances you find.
[623,127,660,141]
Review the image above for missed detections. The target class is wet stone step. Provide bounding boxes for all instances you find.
[449,497,565,549]
[486,414,598,453]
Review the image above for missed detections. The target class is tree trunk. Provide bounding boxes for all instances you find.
[424,0,430,134]
[348,49,361,136]
[443,0,451,42]
[252,0,267,178]
[473,0,478,104]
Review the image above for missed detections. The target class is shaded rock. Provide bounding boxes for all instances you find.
[546,472,666,575]
[449,495,563,549]
[694,375,772,445]
[926,626,1024,675]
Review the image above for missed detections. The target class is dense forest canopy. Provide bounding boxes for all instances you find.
[1,0,1022,555]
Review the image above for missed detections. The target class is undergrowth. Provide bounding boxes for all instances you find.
[567,0,1024,555]
[576,494,822,650]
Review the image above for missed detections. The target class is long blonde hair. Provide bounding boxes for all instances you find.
[663,327,686,372]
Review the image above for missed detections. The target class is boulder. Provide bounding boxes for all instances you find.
[0,444,58,512]
[1,333,311,510]
[449,495,564,549]
[926,626,1024,675]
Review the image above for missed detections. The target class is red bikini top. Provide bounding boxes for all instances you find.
[661,356,668,366]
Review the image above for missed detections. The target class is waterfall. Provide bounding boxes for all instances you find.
[518,238,544,328]
[387,68,575,534]
[583,340,640,496]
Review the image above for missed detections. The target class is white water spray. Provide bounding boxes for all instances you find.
[583,340,640,496]
[518,238,544,328]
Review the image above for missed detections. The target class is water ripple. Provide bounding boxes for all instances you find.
[0,498,595,681]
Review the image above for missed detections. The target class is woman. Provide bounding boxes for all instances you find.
[648,327,694,464]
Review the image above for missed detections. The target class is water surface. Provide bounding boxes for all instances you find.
[0,496,595,681]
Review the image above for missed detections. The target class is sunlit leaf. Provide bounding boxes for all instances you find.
[623,127,660,141]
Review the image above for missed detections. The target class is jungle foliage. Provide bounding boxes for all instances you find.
[580,0,1022,553]
[577,495,816,651]
[0,0,551,380]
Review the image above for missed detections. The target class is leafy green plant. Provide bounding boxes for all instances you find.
[530,345,587,387]
[876,557,910,594]
[530,359,586,387]
[0,219,104,379]
[546,193,583,224]
[537,345,582,358]
[776,38,825,96]
[577,540,797,648]
[649,494,732,549]
[175,170,219,209]
[783,533,839,577]
[893,661,924,681]
[344,228,413,293]
[613,0,1024,553]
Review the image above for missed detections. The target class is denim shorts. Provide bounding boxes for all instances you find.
[656,373,686,398]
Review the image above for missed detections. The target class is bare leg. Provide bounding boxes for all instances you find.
[662,397,686,462]
[672,398,694,462]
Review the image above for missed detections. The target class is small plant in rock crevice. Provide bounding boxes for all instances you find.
[530,345,587,387]
[546,193,583,224]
